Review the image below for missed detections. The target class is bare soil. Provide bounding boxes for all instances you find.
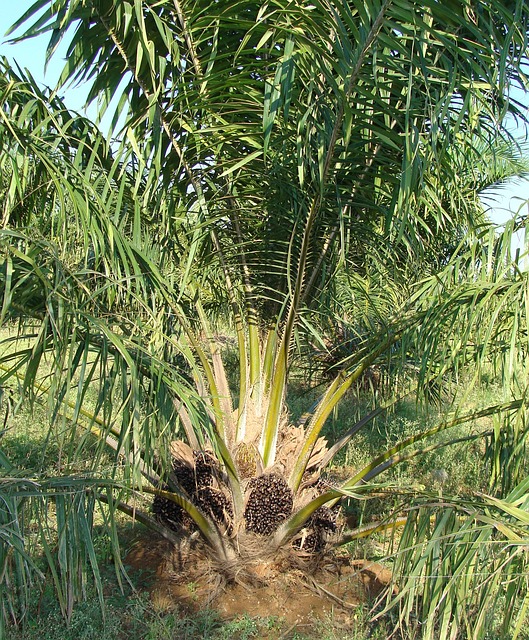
[124,533,393,636]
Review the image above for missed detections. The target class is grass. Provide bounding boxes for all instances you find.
[6,588,401,640]
[5,600,398,640]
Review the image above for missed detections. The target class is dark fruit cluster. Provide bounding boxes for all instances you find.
[244,473,293,535]
[152,450,232,532]
[152,490,191,530]
[193,450,217,487]
[293,505,339,552]
[171,458,196,495]
[195,486,233,530]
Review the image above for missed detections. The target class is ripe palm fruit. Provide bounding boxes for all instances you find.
[152,489,192,531]
[153,449,232,533]
[244,473,293,535]
[196,485,233,532]
[293,504,339,552]
[193,450,218,488]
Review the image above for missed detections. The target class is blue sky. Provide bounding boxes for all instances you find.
[1,1,528,239]
[1,4,88,108]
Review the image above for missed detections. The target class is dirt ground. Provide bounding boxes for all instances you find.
[124,533,394,634]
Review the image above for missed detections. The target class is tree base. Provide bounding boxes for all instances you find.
[124,529,394,631]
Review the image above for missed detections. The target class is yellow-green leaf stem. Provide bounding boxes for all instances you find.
[338,517,409,544]
[234,320,249,443]
[343,400,525,491]
[289,330,402,491]
[262,198,321,467]
[260,337,287,467]
[195,300,233,436]
[97,491,180,545]
[163,303,226,439]
[212,433,243,517]
[272,488,340,549]
[262,328,278,397]
[248,313,261,393]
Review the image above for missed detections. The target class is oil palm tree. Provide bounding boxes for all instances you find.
[1,0,529,636]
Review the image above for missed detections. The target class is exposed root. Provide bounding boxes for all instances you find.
[302,575,358,610]
[125,529,393,629]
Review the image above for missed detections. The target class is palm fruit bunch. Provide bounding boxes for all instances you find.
[153,449,233,532]
[172,457,199,493]
[152,455,197,530]
[193,450,217,488]
[294,505,339,552]
[152,487,191,530]
[292,475,341,552]
[192,450,234,530]
[244,473,294,535]
[195,486,233,530]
